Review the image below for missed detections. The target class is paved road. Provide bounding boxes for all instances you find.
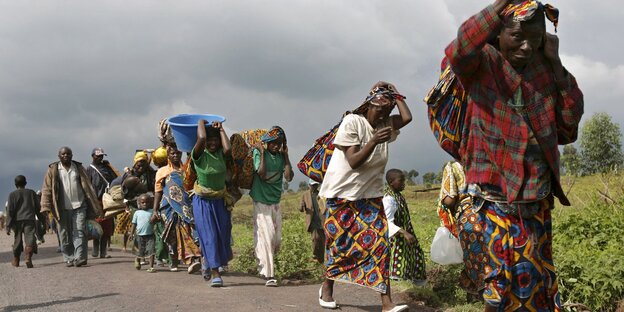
[0,235,432,312]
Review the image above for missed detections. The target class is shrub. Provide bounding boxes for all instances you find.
[554,197,624,311]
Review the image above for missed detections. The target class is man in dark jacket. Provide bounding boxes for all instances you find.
[6,175,41,268]
[86,147,119,258]
[41,146,102,267]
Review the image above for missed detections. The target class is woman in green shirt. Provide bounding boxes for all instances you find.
[250,126,293,287]
[191,120,232,287]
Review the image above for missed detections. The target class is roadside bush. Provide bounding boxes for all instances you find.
[554,197,624,311]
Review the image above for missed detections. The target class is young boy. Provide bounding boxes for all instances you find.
[130,193,156,273]
[6,175,41,268]
[299,179,325,263]
[250,126,293,287]
[382,169,426,285]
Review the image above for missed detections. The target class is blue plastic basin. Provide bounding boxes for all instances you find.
[167,114,226,152]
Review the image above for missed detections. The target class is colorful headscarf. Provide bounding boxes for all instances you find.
[133,150,149,165]
[354,85,407,115]
[261,126,285,143]
[501,0,559,31]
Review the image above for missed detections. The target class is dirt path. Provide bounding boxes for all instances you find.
[0,235,434,312]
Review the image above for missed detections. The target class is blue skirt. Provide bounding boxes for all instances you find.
[191,196,233,269]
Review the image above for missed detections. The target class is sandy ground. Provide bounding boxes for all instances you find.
[0,233,434,312]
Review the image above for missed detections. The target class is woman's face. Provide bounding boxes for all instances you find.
[366,95,395,125]
[133,159,148,175]
[267,139,283,154]
[206,136,221,153]
[167,147,182,164]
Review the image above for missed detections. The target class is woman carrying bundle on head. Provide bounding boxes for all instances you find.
[112,151,156,253]
[318,81,412,312]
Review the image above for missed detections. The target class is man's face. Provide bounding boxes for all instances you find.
[499,19,544,68]
[58,148,73,165]
[92,154,104,164]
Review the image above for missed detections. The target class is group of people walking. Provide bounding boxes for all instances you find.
[5,0,584,311]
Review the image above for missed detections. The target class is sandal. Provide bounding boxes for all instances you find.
[265,279,278,287]
[146,268,156,273]
[211,277,224,287]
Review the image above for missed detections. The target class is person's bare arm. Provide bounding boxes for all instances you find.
[255,144,267,179]
[192,120,208,160]
[282,144,294,182]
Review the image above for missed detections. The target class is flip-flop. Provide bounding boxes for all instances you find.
[211,277,224,287]
[265,279,278,287]
[146,268,156,273]
[386,305,409,312]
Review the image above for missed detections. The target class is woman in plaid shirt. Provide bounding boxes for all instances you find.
[440,0,584,311]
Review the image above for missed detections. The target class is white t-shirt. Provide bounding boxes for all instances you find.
[319,114,399,200]
[382,195,401,237]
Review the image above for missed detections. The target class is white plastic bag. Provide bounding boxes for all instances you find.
[430,226,463,265]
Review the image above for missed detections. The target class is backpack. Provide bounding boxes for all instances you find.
[424,58,468,160]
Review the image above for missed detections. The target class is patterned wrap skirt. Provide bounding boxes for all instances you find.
[324,197,389,294]
[457,196,561,311]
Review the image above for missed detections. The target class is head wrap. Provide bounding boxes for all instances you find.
[261,126,285,143]
[501,1,559,31]
[133,150,149,165]
[152,146,168,167]
[353,84,407,115]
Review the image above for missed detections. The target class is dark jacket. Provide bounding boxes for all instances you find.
[40,161,102,221]
[85,161,120,200]
[6,188,40,229]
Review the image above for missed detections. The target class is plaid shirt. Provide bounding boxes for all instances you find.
[444,5,584,205]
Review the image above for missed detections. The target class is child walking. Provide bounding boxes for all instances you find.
[382,169,426,285]
[250,126,293,287]
[130,193,156,273]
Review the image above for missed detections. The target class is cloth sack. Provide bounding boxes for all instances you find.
[230,129,267,189]
[430,226,463,265]
[424,58,468,160]
[86,219,103,241]
[297,122,340,183]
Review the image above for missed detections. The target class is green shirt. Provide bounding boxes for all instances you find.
[192,148,226,190]
[249,149,284,205]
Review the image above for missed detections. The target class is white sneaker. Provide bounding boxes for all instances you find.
[187,262,201,274]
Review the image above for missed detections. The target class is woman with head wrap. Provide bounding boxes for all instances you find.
[152,143,201,272]
[249,125,293,287]
[440,0,583,310]
[188,120,234,286]
[318,81,412,312]
[111,150,157,252]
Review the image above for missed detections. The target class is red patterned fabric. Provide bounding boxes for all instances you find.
[444,5,583,204]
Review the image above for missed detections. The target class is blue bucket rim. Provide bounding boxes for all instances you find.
[167,114,226,127]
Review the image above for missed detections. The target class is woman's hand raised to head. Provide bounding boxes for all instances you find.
[212,121,223,130]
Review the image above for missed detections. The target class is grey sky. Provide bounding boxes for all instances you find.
[1,0,622,204]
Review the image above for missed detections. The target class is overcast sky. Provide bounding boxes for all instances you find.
[1,0,622,205]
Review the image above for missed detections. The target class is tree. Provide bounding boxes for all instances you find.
[422,172,436,186]
[298,181,310,192]
[561,144,581,176]
[579,112,624,175]
[407,169,419,185]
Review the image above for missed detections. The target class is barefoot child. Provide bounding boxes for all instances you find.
[382,169,426,285]
[130,193,156,273]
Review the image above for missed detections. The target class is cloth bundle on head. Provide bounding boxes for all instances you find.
[134,150,150,165]
[354,84,407,115]
[158,118,176,146]
[501,0,559,31]
[152,146,168,167]
[260,126,285,143]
